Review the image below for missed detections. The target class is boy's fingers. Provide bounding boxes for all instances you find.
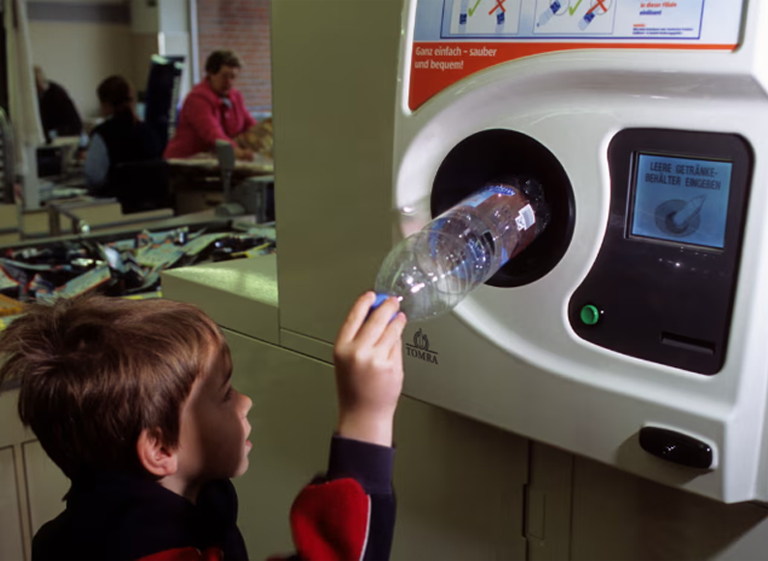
[336,292,376,345]
[377,311,407,351]
[388,335,403,363]
[356,297,401,347]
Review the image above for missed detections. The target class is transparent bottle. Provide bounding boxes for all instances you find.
[375,178,550,322]
[537,0,561,27]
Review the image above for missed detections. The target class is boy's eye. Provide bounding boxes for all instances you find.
[224,386,233,401]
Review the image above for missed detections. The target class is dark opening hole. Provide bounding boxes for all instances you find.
[431,129,576,287]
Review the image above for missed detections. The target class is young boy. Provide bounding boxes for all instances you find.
[0,292,406,561]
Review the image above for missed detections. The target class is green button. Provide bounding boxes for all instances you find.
[580,304,600,326]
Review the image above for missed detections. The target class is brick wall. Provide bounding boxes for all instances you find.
[197,0,272,113]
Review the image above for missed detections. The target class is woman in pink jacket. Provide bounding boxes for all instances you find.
[164,50,256,160]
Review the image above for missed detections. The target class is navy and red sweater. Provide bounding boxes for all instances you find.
[32,436,395,561]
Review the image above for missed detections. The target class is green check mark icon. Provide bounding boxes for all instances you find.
[568,0,584,16]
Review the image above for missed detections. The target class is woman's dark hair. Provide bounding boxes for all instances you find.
[96,75,133,111]
[205,50,242,75]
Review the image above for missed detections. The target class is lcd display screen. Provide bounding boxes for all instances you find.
[630,154,733,249]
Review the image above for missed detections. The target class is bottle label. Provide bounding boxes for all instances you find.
[515,204,535,231]
[460,184,538,267]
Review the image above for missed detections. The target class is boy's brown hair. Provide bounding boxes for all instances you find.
[0,296,230,479]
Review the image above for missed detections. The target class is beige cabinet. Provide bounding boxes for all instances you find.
[224,328,531,561]
[569,455,768,561]
[0,446,25,561]
[391,398,529,561]
[0,390,69,561]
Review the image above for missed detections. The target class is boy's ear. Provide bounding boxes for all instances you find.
[137,428,178,477]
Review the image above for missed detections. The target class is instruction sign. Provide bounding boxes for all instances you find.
[410,0,745,109]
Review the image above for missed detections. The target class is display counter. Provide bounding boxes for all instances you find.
[0,213,276,376]
[162,255,278,345]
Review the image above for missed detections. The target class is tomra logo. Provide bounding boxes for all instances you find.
[405,329,439,365]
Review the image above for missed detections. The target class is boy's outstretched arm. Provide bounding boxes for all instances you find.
[285,292,406,561]
[334,292,406,448]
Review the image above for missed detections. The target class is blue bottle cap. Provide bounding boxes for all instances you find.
[366,293,401,323]
[371,293,390,310]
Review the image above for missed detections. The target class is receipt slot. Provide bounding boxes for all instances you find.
[391,0,768,502]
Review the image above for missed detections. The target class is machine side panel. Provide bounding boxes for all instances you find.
[272,0,403,346]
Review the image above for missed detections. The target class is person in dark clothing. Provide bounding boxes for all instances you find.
[0,292,406,560]
[35,66,83,143]
[84,75,162,196]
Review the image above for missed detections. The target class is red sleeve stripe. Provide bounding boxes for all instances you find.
[290,478,371,561]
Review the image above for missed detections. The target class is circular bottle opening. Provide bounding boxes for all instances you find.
[431,129,576,287]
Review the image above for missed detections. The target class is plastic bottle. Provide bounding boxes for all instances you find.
[537,1,561,27]
[375,178,550,322]
[578,10,595,30]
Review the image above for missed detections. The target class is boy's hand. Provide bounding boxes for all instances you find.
[333,292,407,447]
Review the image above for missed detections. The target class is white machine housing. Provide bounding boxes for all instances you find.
[393,0,768,503]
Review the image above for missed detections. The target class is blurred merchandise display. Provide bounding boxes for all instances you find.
[0,222,276,329]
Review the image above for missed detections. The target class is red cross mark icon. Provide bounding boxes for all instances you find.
[489,0,506,15]
[587,0,609,15]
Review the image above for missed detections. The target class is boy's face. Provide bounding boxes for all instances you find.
[176,359,253,482]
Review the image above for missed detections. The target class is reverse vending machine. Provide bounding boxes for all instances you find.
[393,0,768,502]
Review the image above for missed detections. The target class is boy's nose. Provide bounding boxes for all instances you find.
[240,394,253,415]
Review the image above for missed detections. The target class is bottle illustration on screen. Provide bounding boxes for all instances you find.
[578,0,613,30]
[654,195,706,238]
[537,0,612,29]
[537,0,564,27]
[453,0,513,35]
[495,9,505,33]
[458,0,469,32]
